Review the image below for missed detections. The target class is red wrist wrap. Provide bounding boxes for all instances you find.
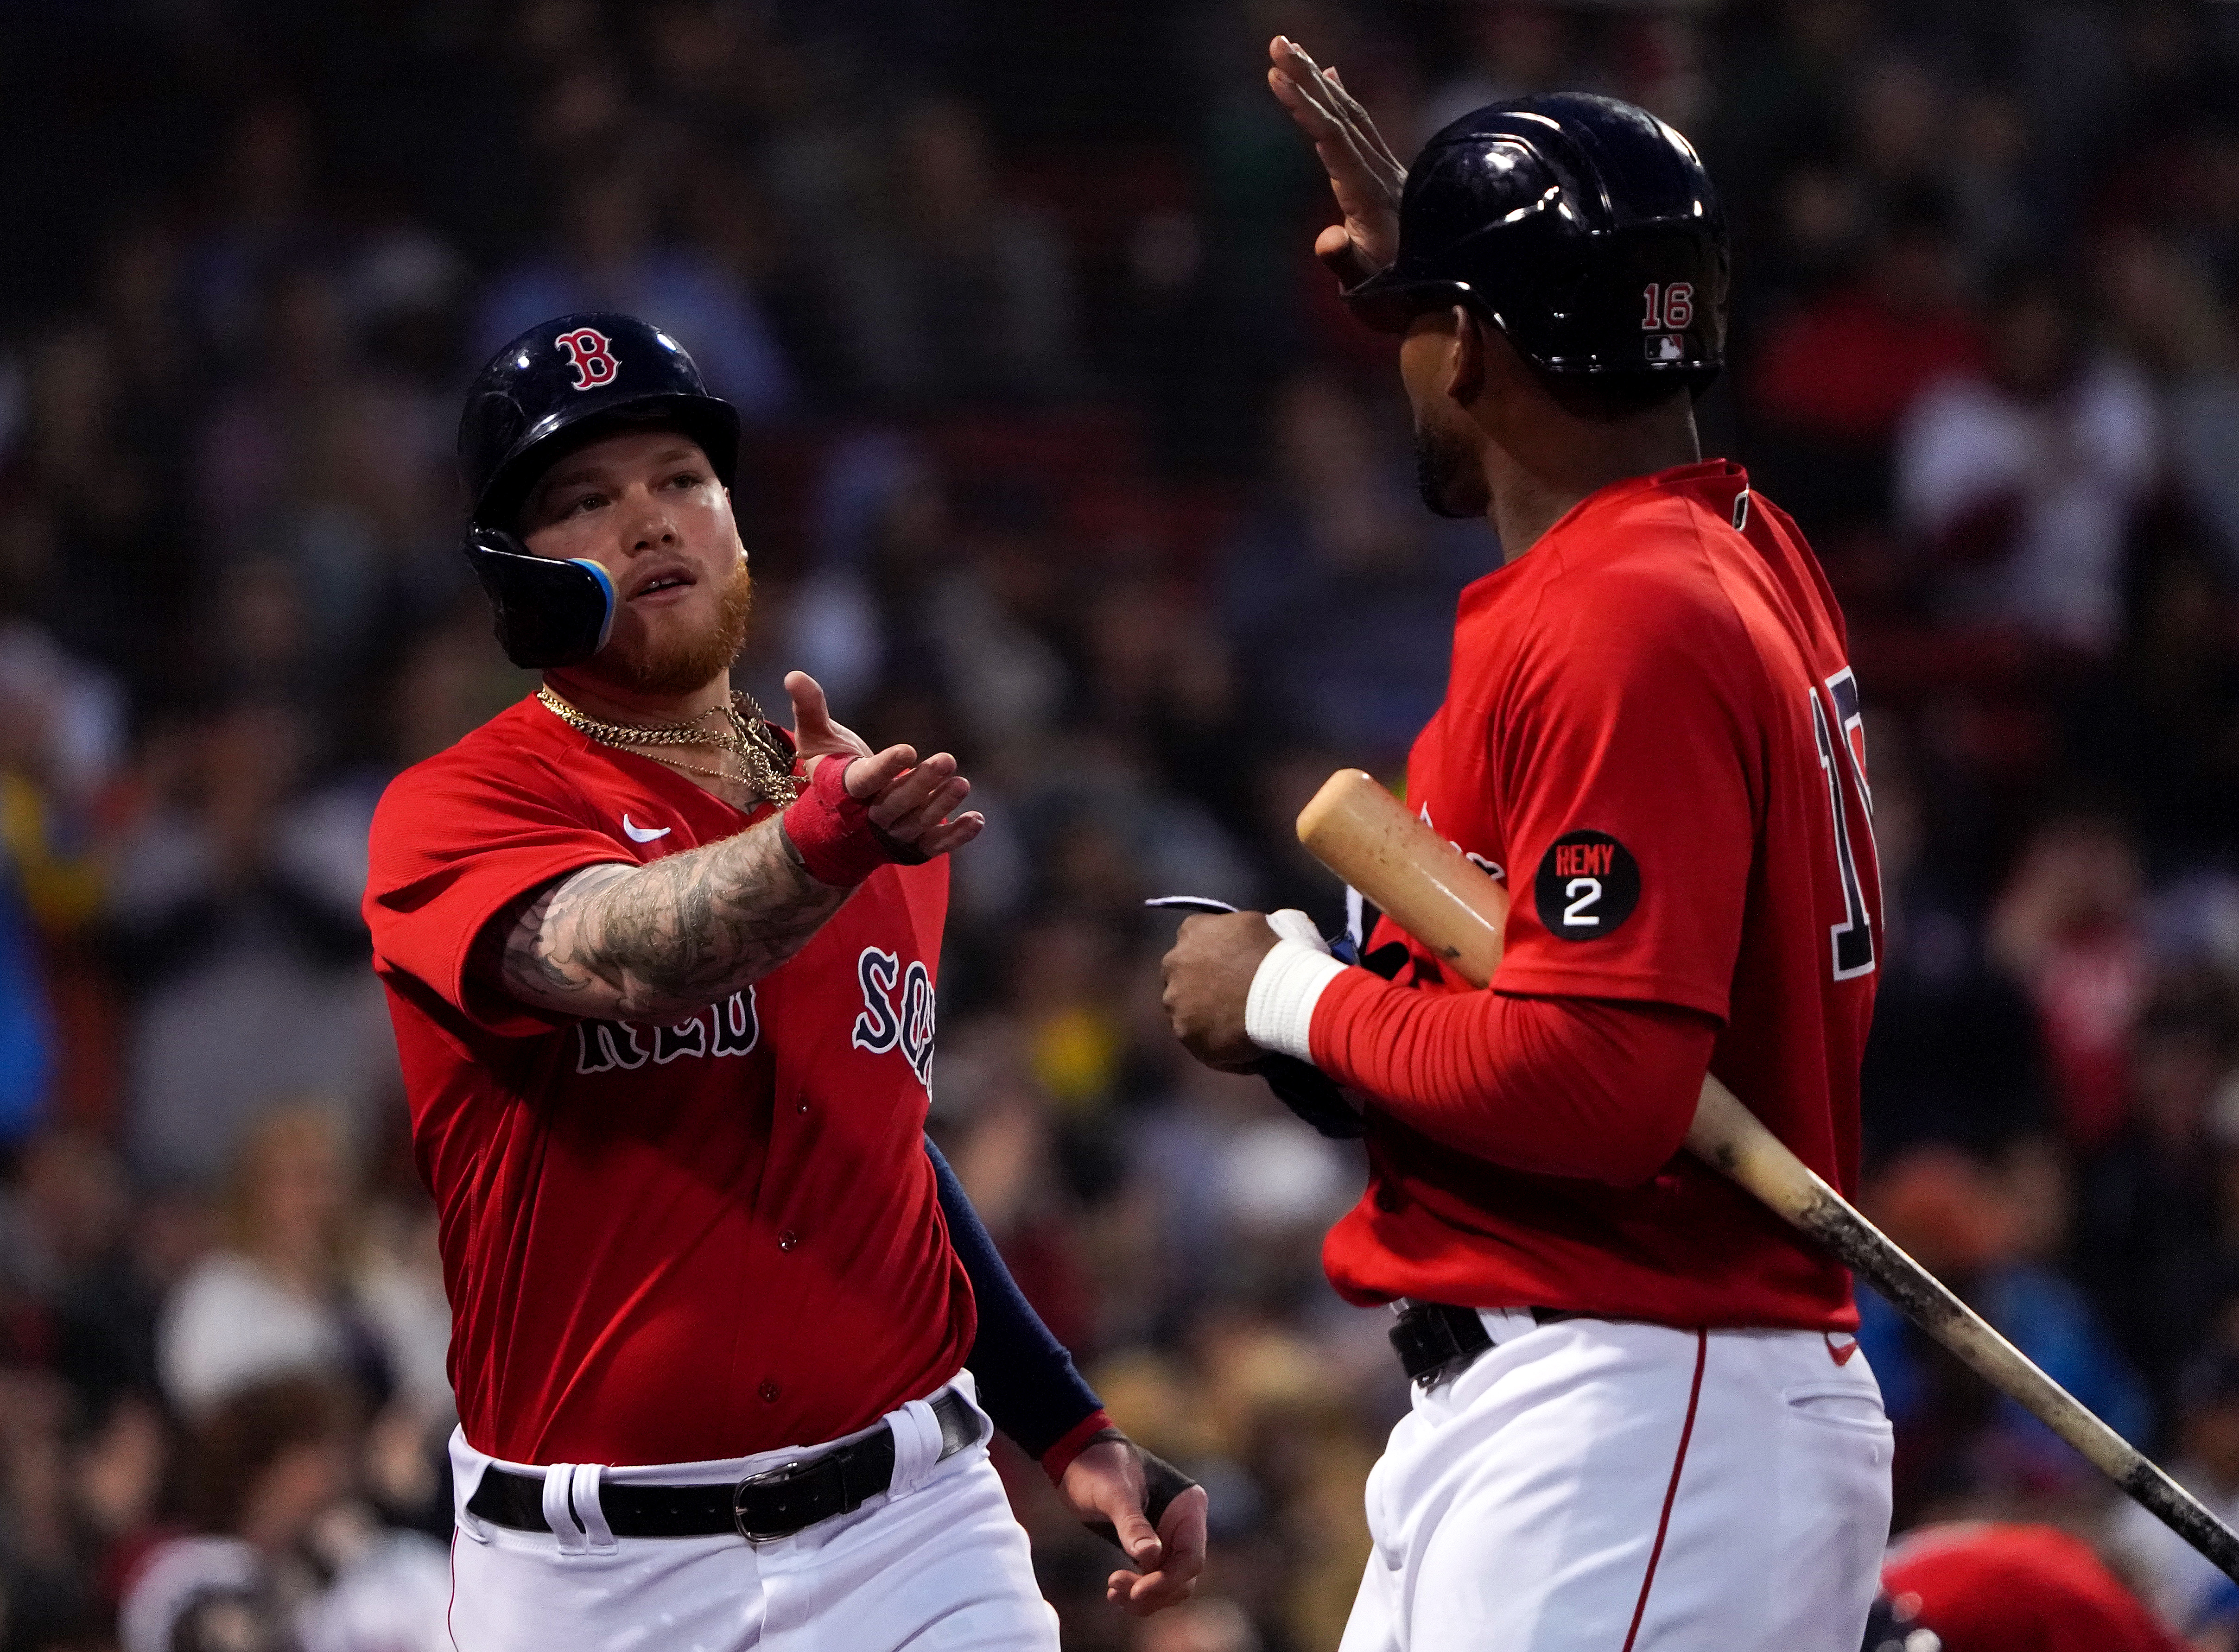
[782,756,893,888]
[1040,1410,1118,1485]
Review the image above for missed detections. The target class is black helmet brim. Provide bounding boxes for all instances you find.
[476,391,741,528]
[1341,269,1485,335]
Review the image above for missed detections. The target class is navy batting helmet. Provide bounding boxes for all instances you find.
[1345,94,1728,391]
[456,313,741,669]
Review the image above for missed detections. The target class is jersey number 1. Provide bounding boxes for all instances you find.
[1809,668,1876,980]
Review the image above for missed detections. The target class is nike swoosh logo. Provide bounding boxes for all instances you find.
[1827,1336,1859,1366]
[622,815,671,843]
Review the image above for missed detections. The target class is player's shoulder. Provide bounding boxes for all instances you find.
[1472,467,1799,715]
[373,696,577,828]
[1549,462,1826,630]
[1528,489,1749,640]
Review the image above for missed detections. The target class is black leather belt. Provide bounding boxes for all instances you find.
[465,1387,983,1543]
[1391,1302,1583,1386]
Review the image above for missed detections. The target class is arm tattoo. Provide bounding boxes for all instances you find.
[488,817,851,1021]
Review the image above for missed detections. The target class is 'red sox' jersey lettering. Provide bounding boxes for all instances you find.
[573,987,760,1074]
[851,948,937,1084]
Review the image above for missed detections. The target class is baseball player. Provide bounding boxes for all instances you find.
[363,313,1205,1650]
[1160,41,1891,1652]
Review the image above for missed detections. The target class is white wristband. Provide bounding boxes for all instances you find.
[1246,937,1348,1063]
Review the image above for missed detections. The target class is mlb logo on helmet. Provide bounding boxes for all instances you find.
[1644,334,1686,363]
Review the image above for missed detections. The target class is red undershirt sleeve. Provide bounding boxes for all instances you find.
[1307,971,1717,1185]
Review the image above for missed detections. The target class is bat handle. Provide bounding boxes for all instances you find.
[2130,1461,2239,1582]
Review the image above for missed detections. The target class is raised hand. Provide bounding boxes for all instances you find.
[1267,35,1407,286]
[784,670,875,779]
[786,671,983,859]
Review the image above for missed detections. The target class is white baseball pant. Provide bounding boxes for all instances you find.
[446,1373,1057,1652]
[1341,1311,1893,1652]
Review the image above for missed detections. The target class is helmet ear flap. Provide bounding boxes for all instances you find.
[464,528,616,669]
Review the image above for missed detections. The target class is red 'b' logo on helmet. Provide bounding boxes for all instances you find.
[555,327,619,391]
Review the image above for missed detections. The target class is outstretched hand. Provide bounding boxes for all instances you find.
[1266,35,1407,286]
[784,671,984,859]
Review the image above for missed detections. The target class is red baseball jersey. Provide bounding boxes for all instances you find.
[363,696,971,1466]
[1317,460,1879,1330]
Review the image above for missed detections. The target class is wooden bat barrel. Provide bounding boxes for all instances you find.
[1295,769,1507,985]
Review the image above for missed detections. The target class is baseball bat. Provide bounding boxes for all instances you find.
[1296,767,2239,1583]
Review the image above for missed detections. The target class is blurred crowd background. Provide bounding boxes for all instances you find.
[2,0,2239,1648]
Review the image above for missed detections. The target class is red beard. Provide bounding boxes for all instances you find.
[621,557,755,697]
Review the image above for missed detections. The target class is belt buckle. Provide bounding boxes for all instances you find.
[731,1459,806,1545]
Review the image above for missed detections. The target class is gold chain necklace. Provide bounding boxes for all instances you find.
[538,686,802,806]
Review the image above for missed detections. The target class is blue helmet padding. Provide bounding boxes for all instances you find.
[566,558,618,656]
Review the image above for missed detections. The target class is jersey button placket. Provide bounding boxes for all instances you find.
[765,1231,798,1405]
